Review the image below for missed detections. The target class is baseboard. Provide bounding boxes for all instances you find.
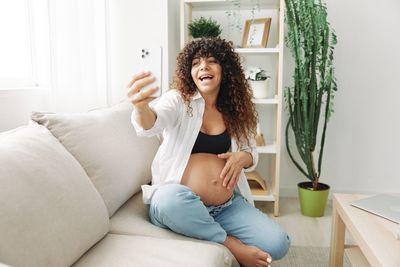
[279,187,390,200]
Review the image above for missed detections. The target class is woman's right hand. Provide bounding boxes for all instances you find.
[127,71,159,111]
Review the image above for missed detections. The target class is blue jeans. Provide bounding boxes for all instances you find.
[149,184,291,260]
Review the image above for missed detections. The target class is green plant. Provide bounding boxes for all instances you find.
[226,0,243,32]
[188,17,222,38]
[284,0,337,190]
[225,0,260,44]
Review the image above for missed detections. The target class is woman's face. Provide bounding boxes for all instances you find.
[190,56,222,95]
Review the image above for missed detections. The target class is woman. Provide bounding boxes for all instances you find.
[128,37,290,267]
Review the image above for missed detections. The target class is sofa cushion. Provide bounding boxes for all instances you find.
[0,124,109,267]
[31,101,160,216]
[110,192,188,240]
[73,234,230,267]
[110,193,239,267]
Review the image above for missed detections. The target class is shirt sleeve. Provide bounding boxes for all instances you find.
[131,90,182,137]
[237,135,259,172]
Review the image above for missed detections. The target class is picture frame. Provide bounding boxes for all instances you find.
[241,18,272,48]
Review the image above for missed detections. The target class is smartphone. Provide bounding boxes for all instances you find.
[135,45,163,98]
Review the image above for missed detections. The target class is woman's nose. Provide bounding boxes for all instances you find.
[199,60,208,70]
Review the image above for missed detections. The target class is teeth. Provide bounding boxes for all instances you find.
[200,75,213,81]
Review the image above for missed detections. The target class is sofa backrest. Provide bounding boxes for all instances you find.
[31,102,160,216]
[0,124,109,267]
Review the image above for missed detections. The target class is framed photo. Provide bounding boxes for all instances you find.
[241,18,271,48]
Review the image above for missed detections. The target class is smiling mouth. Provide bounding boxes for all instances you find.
[199,75,213,81]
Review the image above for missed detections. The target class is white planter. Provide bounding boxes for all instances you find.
[249,79,270,99]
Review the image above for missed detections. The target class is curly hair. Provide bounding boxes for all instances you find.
[172,37,258,145]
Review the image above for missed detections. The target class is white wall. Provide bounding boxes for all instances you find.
[0,0,51,132]
[0,0,108,132]
[0,90,49,131]
[188,1,400,196]
[280,0,400,196]
[0,0,179,132]
[55,0,400,196]
[168,0,181,87]
[2,0,398,196]
[107,0,179,105]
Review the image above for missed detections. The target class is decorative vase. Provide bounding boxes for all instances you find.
[255,123,266,146]
[249,79,270,99]
[298,181,330,217]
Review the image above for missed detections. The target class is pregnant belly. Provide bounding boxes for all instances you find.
[181,153,234,206]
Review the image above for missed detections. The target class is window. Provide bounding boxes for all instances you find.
[0,0,50,90]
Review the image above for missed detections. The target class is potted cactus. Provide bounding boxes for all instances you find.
[284,0,338,217]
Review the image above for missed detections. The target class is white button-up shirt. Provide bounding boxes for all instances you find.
[131,89,258,205]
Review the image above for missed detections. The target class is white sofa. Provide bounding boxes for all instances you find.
[0,102,238,267]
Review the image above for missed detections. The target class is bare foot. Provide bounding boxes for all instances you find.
[224,235,272,267]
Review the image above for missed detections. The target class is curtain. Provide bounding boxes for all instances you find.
[48,0,108,112]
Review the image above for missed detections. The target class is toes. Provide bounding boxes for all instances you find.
[258,250,268,261]
[257,250,272,267]
[260,250,272,263]
[256,260,268,267]
[255,252,270,267]
[266,253,272,263]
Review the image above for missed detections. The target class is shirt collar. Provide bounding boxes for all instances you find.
[192,91,203,101]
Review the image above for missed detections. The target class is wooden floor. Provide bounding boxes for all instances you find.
[255,198,356,247]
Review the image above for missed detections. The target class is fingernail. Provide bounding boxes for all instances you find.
[227,186,230,190]
[267,258,272,263]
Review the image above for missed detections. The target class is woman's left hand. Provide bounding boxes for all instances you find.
[217,152,252,190]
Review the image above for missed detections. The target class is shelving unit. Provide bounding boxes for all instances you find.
[180,0,284,216]
[235,48,280,54]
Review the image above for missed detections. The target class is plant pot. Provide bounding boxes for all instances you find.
[298,181,330,217]
[249,79,270,99]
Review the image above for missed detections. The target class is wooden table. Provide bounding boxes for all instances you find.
[329,194,400,267]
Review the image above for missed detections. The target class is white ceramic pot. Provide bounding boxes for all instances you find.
[249,79,270,99]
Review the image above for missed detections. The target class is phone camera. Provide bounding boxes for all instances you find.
[141,49,150,59]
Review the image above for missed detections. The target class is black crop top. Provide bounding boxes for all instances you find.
[191,129,231,154]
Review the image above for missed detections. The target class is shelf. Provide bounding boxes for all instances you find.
[235,48,280,54]
[184,0,279,10]
[256,143,277,154]
[252,98,279,104]
[248,175,275,201]
[252,194,275,202]
[182,0,284,213]
[345,246,371,267]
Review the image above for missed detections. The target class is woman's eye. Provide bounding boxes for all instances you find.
[192,61,199,66]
